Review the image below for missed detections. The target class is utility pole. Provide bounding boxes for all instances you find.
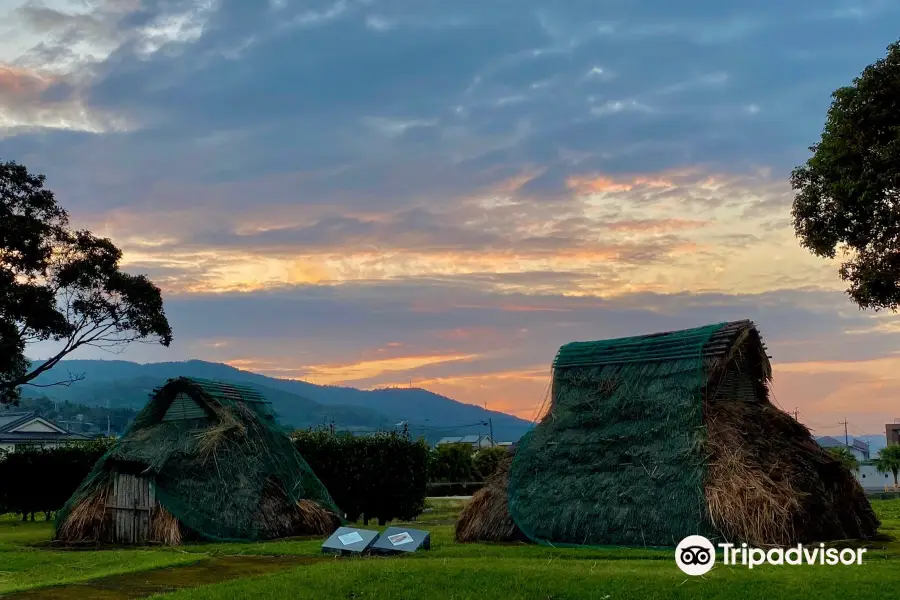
[489,417,494,446]
[791,408,799,421]
[840,418,849,446]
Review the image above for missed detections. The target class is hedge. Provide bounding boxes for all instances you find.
[0,438,114,520]
[0,429,430,527]
[293,426,428,525]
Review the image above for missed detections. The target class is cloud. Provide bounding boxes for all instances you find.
[27,282,900,432]
[4,0,900,433]
[0,62,132,134]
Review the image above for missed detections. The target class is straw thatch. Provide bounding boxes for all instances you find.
[455,450,527,543]
[457,320,879,546]
[706,397,878,546]
[56,377,341,544]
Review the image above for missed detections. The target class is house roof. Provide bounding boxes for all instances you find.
[815,436,869,453]
[0,431,91,442]
[436,435,491,445]
[436,436,464,444]
[553,320,768,369]
[851,439,870,452]
[815,436,845,448]
[0,411,40,432]
[0,410,91,443]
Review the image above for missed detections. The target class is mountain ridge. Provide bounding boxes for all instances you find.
[23,358,533,442]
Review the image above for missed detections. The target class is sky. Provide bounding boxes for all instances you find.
[2,0,900,437]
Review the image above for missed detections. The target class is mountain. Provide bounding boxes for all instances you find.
[23,359,533,442]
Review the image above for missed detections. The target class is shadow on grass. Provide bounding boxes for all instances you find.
[0,555,319,600]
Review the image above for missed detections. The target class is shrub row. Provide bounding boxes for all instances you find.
[0,428,446,525]
[293,426,429,525]
[428,444,507,483]
[0,438,114,520]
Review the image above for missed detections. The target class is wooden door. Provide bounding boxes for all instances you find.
[107,473,154,543]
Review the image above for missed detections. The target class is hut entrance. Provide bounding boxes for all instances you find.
[106,473,155,543]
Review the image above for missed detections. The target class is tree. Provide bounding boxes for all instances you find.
[827,446,860,473]
[0,160,172,403]
[428,443,475,482]
[875,444,900,486]
[473,446,507,480]
[791,40,900,310]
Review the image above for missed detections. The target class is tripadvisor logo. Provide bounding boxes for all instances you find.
[675,535,867,576]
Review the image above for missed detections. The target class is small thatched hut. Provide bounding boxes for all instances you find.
[455,447,527,543]
[56,377,342,545]
[457,320,879,547]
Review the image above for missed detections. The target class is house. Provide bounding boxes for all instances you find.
[856,464,895,491]
[0,411,91,453]
[496,441,514,447]
[435,434,495,449]
[886,423,900,446]
[815,436,870,461]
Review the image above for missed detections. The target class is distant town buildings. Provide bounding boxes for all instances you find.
[0,411,91,453]
[815,436,870,461]
[435,435,495,449]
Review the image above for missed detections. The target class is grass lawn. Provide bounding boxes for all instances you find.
[1,498,900,599]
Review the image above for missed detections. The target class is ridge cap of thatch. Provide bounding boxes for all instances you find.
[552,319,767,369]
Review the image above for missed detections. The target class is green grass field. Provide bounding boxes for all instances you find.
[2,499,900,599]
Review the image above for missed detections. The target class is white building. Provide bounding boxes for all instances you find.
[815,436,870,461]
[0,411,91,453]
[435,434,495,449]
[855,464,896,491]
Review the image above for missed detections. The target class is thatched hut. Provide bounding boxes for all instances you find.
[455,447,527,543]
[56,377,342,545]
[457,320,879,547]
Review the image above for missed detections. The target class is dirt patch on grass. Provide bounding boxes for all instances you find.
[0,555,318,600]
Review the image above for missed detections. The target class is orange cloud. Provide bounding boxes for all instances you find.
[566,174,676,195]
[228,353,480,385]
[0,64,51,97]
[771,357,900,435]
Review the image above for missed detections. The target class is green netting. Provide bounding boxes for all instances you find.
[55,377,342,542]
[507,322,727,548]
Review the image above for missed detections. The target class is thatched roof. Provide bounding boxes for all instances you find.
[553,320,768,367]
[496,320,878,548]
[56,377,341,544]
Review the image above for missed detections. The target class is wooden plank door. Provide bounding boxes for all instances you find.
[108,473,154,543]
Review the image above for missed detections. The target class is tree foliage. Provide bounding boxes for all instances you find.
[428,443,475,482]
[473,446,507,480]
[875,444,900,486]
[292,426,428,525]
[791,40,900,310]
[0,160,173,403]
[827,446,860,473]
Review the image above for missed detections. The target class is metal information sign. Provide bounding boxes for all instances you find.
[322,527,379,555]
[371,527,431,555]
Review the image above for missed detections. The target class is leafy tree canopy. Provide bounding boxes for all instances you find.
[792,40,900,310]
[875,444,900,486]
[827,446,860,472]
[0,160,172,404]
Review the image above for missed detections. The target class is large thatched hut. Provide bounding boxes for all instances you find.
[56,377,342,545]
[457,320,878,547]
